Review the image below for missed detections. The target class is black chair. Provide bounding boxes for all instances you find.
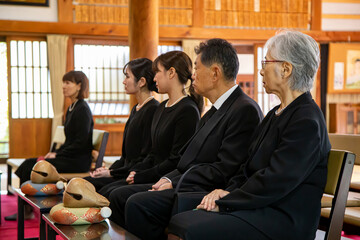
[316,150,356,240]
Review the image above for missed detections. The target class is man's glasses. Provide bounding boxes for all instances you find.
[261,60,284,69]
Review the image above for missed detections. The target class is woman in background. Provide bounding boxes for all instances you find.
[85,58,159,191]
[6,70,93,220]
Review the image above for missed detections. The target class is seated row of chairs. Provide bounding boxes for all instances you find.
[6,127,359,239]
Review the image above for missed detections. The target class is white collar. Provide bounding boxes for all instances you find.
[212,85,238,110]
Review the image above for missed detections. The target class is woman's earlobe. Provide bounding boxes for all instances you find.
[283,62,293,78]
[138,77,147,88]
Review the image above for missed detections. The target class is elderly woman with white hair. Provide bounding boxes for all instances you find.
[168,31,331,240]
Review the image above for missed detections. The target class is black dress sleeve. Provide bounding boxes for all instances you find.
[133,104,200,183]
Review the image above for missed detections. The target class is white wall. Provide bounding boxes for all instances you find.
[238,54,254,75]
[322,2,360,31]
[0,0,58,22]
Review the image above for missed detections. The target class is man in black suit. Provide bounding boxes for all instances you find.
[108,38,263,240]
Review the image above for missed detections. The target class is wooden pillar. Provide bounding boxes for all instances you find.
[193,0,205,28]
[311,0,322,31]
[129,0,159,108]
[58,0,73,23]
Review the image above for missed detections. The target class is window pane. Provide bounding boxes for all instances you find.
[34,93,41,118]
[111,69,118,94]
[74,43,180,116]
[33,41,40,67]
[41,93,48,118]
[103,46,111,67]
[110,46,118,68]
[74,44,82,67]
[26,67,33,92]
[33,67,40,92]
[101,103,109,115]
[40,41,47,67]
[19,93,26,118]
[96,46,104,68]
[41,68,48,92]
[10,40,52,119]
[108,103,116,115]
[122,104,129,115]
[115,103,123,115]
[88,102,95,112]
[25,41,32,66]
[96,69,104,92]
[11,93,19,118]
[10,41,17,66]
[104,68,110,93]
[11,67,18,92]
[94,103,102,115]
[17,41,25,67]
[18,67,25,92]
[27,93,34,118]
[89,68,96,95]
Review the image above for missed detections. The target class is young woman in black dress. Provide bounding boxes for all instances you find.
[99,51,203,199]
[85,58,159,190]
[6,70,93,220]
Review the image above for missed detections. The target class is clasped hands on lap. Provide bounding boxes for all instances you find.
[90,166,111,178]
[149,178,173,191]
[196,189,229,212]
[90,168,137,184]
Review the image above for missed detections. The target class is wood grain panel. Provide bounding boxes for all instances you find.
[58,0,74,23]
[9,119,52,158]
[2,20,360,42]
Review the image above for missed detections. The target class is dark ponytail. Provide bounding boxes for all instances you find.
[123,58,158,92]
[153,51,203,113]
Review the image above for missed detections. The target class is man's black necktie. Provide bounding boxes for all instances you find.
[198,106,217,129]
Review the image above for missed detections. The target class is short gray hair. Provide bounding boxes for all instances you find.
[264,31,320,92]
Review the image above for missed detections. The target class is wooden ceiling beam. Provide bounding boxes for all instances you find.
[1,20,360,43]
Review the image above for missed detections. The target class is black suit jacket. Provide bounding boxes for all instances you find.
[216,92,331,240]
[165,86,263,192]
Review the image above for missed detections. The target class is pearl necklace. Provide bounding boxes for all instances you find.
[136,96,154,111]
[165,95,187,108]
[69,100,78,112]
[275,105,287,116]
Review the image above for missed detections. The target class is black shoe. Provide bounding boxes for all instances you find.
[4,212,35,221]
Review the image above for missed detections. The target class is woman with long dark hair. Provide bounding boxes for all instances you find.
[85,58,159,190]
